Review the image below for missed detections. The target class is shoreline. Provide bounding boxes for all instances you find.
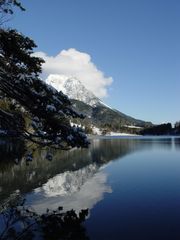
[88,134,180,139]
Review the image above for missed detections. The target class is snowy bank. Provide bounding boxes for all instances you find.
[106,132,140,136]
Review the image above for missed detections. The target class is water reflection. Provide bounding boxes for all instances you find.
[28,164,112,213]
[174,137,180,150]
[0,138,25,164]
[0,137,180,211]
[1,137,180,239]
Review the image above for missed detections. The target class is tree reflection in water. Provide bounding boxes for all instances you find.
[0,194,89,240]
[0,137,180,239]
[0,137,179,206]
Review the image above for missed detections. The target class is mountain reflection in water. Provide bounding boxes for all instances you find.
[0,137,179,211]
[27,164,112,213]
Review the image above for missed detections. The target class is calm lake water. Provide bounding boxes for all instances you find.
[0,136,180,239]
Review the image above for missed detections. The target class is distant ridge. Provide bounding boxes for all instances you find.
[46,75,152,133]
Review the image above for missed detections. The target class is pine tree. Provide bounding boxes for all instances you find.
[0,3,89,149]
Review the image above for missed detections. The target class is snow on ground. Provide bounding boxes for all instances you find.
[91,126,139,136]
[92,126,102,135]
[124,125,143,129]
[99,101,113,110]
[107,132,140,136]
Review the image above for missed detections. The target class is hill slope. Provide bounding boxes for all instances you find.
[71,99,152,133]
[46,75,152,134]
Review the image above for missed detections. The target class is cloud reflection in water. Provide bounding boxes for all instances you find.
[27,163,112,213]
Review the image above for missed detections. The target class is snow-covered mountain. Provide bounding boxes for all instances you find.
[46,75,101,107]
[46,74,152,130]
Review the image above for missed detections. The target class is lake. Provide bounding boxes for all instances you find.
[0,136,180,239]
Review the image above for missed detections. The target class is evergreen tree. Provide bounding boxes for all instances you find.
[0,2,89,149]
[174,121,180,134]
[0,0,25,25]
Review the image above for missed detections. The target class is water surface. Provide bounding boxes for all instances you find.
[0,137,180,239]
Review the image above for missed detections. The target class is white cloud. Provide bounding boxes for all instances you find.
[35,48,113,98]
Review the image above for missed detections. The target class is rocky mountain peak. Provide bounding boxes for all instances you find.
[46,74,100,106]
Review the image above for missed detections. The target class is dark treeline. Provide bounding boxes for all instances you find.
[140,122,180,136]
[174,121,180,134]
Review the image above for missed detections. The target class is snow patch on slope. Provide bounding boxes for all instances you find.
[46,74,101,107]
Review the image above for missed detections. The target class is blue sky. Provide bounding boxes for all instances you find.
[9,0,180,124]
